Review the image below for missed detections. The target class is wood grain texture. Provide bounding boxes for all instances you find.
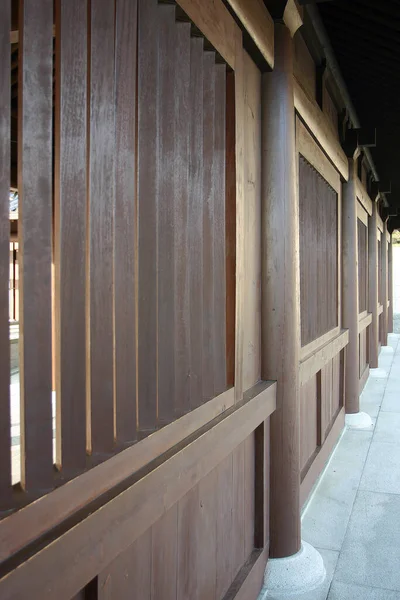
[18,0,54,490]
[174,21,191,417]
[216,454,234,598]
[381,225,388,345]
[114,0,137,443]
[388,236,393,333]
[188,36,204,410]
[157,5,176,424]
[226,0,274,68]
[357,218,368,314]
[300,376,318,474]
[196,469,218,600]
[151,505,178,600]
[356,178,373,216]
[137,0,158,432]
[300,329,348,385]
[0,0,11,507]
[54,0,87,474]
[88,0,115,453]
[177,486,199,600]
[232,442,245,578]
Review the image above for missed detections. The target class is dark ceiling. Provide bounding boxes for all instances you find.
[316,0,400,227]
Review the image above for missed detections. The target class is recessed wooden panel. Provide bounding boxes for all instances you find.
[151,505,178,600]
[300,376,318,474]
[358,218,368,314]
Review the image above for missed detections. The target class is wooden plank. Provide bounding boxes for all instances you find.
[151,505,178,600]
[299,329,349,385]
[203,51,216,402]
[54,0,87,474]
[356,178,373,216]
[0,383,276,599]
[0,387,234,565]
[213,63,227,396]
[232,442,245,578]
[216,454,234,598]
[87,0,115,454]
[114,0,137,443]
[0,0,12,508]
[177,487,199,600]
[137,0,158,432]
[174,21,191,417]
[176,0,238,69]
[18,0,54,491]
[293,77,348,181]
[189,36,204,410]
[358,312,372,333]
[223,548,268,600]
[196,469,218,600]
[157,5,176,424]
[244,433,255,559]
[225,0,274,68]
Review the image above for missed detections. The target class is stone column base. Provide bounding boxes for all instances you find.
[345,411,373,429]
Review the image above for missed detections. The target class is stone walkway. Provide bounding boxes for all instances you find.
[302,333,400,600]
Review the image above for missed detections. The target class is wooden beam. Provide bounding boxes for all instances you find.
[358,312,372,334]
[296,117,340,192]
[300,330,348,385]
[356,178,373,216]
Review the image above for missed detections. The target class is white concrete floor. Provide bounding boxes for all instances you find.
[301,333,400,600]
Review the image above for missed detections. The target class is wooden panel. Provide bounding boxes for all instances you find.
[87,0,115,453]
[300,329,348,385]
[0,0,11,506]
[232,442,245,578]
[196,469,218,600]
[296,118,340,193]
[356,179,373,216]
[321,359,333,441]
[189,36,204,410]
[157,5,176,423]
[202,51,216,402]
[216,454,234,598]
[18,0,54,490]
[174,21,191,417]
[294,34,316,101]
[242,51,261,392]
[358,218,368,314]
[177,486,199,600]
[331,353,340,417]
[114,0,137,443]
[151,505,178,600]
[213,63,227,396]
[54,0,87,473]
[378,239,382,304]
[323,84,338,135]
[137,0,158,432]
[244,433,255,559]
[300,376,318,474]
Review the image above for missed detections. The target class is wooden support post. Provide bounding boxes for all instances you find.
[388,233,393,334]
[368,201,379,367]
[381,221,388,345]
[261,22,301,559]
[342,158,360,414]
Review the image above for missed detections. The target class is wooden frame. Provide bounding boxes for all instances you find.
[378,304,384,315]
[356,178,373,216]
[357,201,369,227]
[300,330,348,385]
[358,312,372,333]
[359,364,369,393]
[226,0,274,69]
[377,216,383,234]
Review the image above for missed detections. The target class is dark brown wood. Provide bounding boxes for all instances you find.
[151,505,178,600]
[253,424,265,550]
[137,0,158,432]
[189,36,204,410]
[222,548,268,600]
[0,0,12,508]
[114,0,138,443]
[196,468,218,600]
[232,442,245,577]
[216,454,234,598]
[357,218,368,313]
[378,238,382,304]
[174,21,191,418]
[18,0,54,491]
[388,236,393,333]
[213,63,227,396]
[157,5,176,424]
[202,51,216,402]
[244,433,255,559]
[54,0,87,474]
[368,205,378,367]
[88,0,115,453]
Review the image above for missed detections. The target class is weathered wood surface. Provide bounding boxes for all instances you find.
[226,0,274,68]
[358,218,368,314]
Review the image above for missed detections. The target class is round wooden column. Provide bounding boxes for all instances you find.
[342,158,360,414]
[261,22,301,559]
[368,200,379,368]
[388,234,394,333]
[382,221,388,345]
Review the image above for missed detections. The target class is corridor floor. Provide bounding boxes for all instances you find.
[301,333,400,600]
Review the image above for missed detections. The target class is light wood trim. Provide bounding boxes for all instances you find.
[378,304,384,315]
[226,0,274,69]
[356,179,373,216]
[357,201,368,227]
[176,0,239,69]
[359,364,369,394]
[0,387,234,564]
[300,407,345,507]
[283,0,303,37]
[293,77,348,181]
[300,330,348,385]
[358,312,372,333]
[300,326,340,361]
[0,382,277,599]
[377,215,383,233]
[377,228,381,241]
[296,117,340,193]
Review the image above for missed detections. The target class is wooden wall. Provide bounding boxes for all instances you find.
[358,218,368,313]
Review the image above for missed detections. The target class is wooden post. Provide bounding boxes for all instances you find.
[388,233,394,333]
[381,221,388,345]
[342,158,360,414]
[261,21,301,559]
[368,200,379,367]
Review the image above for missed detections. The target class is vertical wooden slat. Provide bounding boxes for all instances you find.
[196,468,218,600]
[174,21,191,417]
[216,453,233,598]
[213,63,227,396]
[0,0,12,507]
[18,0,54,490]
[177,486,199,600]
[232,442,245,577]
[244,433,255,559]
[137,0,158,432]
[157,5,176,424]
[202,52,216,402]
[151,505,178,600]
[114,0,137,443]
[189,36,204,410]
[88,0,115,454]
[54,0,87,474]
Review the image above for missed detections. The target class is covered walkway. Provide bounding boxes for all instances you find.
[303,333,400,600]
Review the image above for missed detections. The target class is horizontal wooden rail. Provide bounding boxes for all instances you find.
[0,388,234,564]
[293,77,348,181]
[300,326,341,362]
[300,330,349,385]
[296,117,340,192]
[358,312,372,334]
[225,0,274,69]
[356,179,373,216]
[0,382,276,599]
